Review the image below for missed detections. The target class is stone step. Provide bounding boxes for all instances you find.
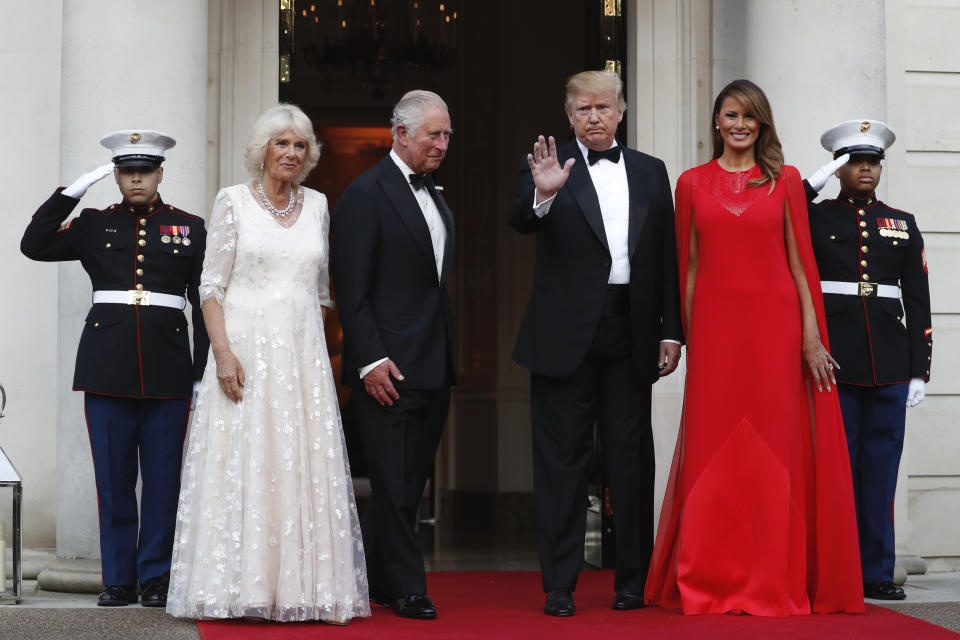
[4,547,56,580]
[35,557,102,594]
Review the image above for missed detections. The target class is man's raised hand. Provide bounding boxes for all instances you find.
[528,135,575,204]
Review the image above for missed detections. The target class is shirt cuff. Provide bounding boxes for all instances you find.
[660,339,682,345]
[359,357,389,379]
[533,189,556,218]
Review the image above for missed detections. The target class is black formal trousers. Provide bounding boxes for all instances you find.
[531,287,654,594]
[352,383,451,600]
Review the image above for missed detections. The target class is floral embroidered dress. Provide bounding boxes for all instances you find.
[166,184,369,623]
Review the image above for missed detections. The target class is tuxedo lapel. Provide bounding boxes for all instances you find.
[433,188,455,284]
[564,141,609,254]
[624,150,650,259]
[376,158,437,277]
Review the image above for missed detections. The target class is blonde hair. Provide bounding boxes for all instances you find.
[711,79,783,188]
[565,70,627,112]
[244,103,321,185]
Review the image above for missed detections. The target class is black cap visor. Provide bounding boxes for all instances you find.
[113,154,165,168]
[833,144,885,160]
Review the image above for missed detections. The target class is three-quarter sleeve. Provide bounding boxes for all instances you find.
[317,192,334,309]
[199,188,238,305]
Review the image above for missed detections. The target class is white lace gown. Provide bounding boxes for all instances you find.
[166,184,369,622]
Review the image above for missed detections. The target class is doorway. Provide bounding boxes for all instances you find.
[279,0,627,562]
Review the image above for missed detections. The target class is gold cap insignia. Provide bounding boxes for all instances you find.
[130,132,142,144]
[860,122,871,133]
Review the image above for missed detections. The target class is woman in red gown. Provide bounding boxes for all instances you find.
[644,80,865,616]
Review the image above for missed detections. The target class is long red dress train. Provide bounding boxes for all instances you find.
[644,160,865,616]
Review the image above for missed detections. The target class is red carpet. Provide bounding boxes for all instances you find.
[196,570,958,639]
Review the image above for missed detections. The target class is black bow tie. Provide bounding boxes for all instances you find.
[587,146,622,165]
[409,173,436,191]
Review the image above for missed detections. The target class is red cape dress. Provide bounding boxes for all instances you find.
[644,160,865,615]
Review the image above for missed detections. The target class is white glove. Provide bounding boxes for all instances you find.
[191,381,202,410]
[805,153,851,193]
[906,378,925,408]
[62,163,115,199]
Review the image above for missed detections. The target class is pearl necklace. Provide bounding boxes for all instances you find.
[257,181,296,217]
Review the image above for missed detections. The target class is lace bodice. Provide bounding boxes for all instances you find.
[198,184,332,309]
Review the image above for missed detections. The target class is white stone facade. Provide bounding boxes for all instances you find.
[0,0,956,570]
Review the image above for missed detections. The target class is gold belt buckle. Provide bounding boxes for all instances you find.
[858,282,877,297]
[129,290,151,306]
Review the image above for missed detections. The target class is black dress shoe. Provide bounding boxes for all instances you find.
[864,581,906,600]
[394,594,437,619]
[612,590,645,610]
[544,589,575,617]
[140,575,170,608]
[98,584,138,607]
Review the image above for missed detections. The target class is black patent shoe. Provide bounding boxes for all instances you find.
[612,590,646,610]
[395,594,437,619]
[864,581,906,600]
[140,575,169,607]
[98,584,138,606]
[544,589,575,617]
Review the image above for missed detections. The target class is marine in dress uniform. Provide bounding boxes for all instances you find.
[804,120,932,601]
[20,131,209,607]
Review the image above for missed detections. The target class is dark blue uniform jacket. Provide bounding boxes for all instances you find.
[806,183,932,386]
[21,189,209,397]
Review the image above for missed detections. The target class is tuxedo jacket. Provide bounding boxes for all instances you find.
[21,189,209,398]
[331,155,456,389]
[508,139,683,383]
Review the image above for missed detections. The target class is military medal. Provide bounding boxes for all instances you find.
[877,218,908,240]
[160,224,190,246]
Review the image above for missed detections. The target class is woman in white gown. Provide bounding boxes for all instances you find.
[166,104,369,624]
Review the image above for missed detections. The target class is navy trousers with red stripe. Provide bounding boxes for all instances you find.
[84,393,190,586]
[837,382,908,584]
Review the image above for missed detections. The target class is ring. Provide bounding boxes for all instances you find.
[826,364,834,370]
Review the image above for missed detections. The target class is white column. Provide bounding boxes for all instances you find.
[56,0,208,558]
[629,0,713,526]
[0,0,63,550]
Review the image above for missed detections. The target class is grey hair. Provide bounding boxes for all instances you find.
[565,70,627,112]
[390,90,449,141]
[244,103,321,185]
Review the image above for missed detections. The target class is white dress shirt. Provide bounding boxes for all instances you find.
[359,150,448,379]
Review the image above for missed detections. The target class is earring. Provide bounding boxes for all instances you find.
[715,125,720,131]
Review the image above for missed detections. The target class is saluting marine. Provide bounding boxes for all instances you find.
[20,131,208,607]
[804,120,932,601]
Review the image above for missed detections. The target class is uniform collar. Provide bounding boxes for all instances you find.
[838,189,877,207]
[119,195,164,217]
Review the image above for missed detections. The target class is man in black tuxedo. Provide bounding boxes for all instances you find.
[331,90,455,621]
[509,71,683,616]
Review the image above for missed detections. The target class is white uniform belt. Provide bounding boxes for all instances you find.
[820,280,900,299]
[92,290,186,309]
